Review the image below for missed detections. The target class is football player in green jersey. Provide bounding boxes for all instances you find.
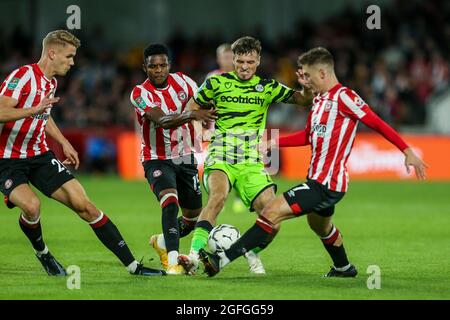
[178,36,313,274]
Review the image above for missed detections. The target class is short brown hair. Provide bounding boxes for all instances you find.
[231,36,261,56]
[43,30,81,49]
[298,47,334,67]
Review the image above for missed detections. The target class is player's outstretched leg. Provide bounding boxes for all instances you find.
[179,170,229,275]
[52,180,166,276]
[307,213,357,278]
[199,195,295,276]
[10,185,67,276]
[178,220,213,275]
[152,210,199,274]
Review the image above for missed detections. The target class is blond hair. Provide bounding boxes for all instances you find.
[43,30,81,49]
[216,43,231,55]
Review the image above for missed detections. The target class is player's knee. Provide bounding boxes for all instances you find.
[21,197,41,219]
[260,202,279,224]
[76,200,100,222]
[308,222,330,237]
[272,222,281,233]
[70,195,99,220]
[70,196,87,213]
[207,193,227,212]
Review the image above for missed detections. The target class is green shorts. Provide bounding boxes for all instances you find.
[203,162,276,211]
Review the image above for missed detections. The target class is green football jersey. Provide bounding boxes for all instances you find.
[194,71,295,164]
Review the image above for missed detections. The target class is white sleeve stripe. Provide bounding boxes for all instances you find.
[0,69,21,95]
[12,67,32,100]
[340,91,366,118]
[137,86,156,107]
[0,67,30,96]
[183,74,198,92]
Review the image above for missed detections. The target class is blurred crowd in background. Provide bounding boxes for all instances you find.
[0,0,448,172]
[1,0,448,130]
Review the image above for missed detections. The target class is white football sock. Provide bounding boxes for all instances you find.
[35,245,49,257]
[126,260,139,273]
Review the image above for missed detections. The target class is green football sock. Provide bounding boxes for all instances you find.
[251,247,262,254]
[191,227,210,253]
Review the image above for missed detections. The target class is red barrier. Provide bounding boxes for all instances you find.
[280,133,450,180]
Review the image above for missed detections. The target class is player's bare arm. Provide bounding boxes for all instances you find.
[45,116,80,169]
[0,92,59,123]
[359,108,428,181]
[145,102,217,129]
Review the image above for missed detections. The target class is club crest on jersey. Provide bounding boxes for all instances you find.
[153,170,162,178]
[353,96,364,107]
[255,84,264,92]
[4,179,13,190]
[225,82,232,89]
[7,78,20,90]
[324,100,333,112]
[134,97,147,109]
[177,91,187,102]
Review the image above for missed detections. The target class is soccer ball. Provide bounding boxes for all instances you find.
[208,224,240,253]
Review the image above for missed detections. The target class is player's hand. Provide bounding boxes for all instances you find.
[403,147,428,180]
[61,141,80,170]
[191,109,218,122]
[296,68,311,90]
[33,91,59,115]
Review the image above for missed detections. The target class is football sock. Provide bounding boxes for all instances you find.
[178,215,198,238]
[191,220,213,253]
[224,216,274,262]
[89,212,135,267]
[35,245,49,257]
[161,201,180,253]
[320,225,350,268]
[126,260,139,273]
[250,247,262,254]
[168,251,178,266]
[19,214,46,252]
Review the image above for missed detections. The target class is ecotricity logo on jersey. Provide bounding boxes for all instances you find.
[220,95,265,106]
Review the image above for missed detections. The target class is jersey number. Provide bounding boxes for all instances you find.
[192,174,200,191]
[51,159,67,173]
[292,183,310,192]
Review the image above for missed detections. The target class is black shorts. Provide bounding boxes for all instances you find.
[283,179,345,217]
[0,151,75,208]
[143,154,202,210]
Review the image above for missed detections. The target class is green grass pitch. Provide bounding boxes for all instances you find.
[0,176,449,300]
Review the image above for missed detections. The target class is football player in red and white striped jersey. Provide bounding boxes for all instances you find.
[0,30,164,277]
[199,47,428,278]
[130,44,216,275]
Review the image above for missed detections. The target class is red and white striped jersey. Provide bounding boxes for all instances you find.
[0,64,56,159]
[130,72,199,161]
[306,83,371,192]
